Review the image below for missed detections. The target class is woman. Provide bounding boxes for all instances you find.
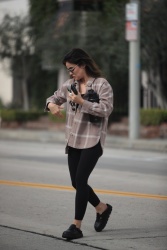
[45,48,113,240]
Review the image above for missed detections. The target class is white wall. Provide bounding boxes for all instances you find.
[0,0,29,21]
[0,0,29,105]
[0,61,12,105]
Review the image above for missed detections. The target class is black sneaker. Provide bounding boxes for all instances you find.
[94,204,112,232]
[62,224,83,240]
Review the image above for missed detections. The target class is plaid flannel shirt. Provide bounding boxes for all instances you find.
[45,77,113,154]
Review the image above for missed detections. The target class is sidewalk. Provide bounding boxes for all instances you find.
[0,128,167,153]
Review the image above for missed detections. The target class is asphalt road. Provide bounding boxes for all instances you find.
[0,140,167,250]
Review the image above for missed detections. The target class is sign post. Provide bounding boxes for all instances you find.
[125,0,140,140]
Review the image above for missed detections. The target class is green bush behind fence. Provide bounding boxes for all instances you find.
[0,110,44,122]
[0,109,167,126]
[140,109,167,126]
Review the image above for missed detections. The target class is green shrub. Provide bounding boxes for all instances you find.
[162,110,167,122]
[140,109,167,126]
[0,110,16,122]
[109,109,167,126]
[0,110,43,122]
[1,108,167,126]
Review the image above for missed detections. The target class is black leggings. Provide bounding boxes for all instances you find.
[68,141,102,220]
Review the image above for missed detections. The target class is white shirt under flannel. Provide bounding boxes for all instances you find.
[45,77,113,154]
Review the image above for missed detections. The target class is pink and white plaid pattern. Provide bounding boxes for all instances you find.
[45,77,113,154]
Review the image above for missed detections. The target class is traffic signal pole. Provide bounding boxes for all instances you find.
[129,33,140,139]
[126,0,140,139]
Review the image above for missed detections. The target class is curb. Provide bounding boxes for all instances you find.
[105,136,167,153]
[0,129,167,153]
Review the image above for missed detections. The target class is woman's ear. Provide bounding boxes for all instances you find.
[80,64,86,69]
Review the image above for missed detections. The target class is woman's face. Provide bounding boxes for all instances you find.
[65,62,86,81]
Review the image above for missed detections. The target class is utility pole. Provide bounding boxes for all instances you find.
[126,0,140,139]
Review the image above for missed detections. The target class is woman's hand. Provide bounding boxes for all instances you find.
[48,103,64,117]
[69,92,84,105]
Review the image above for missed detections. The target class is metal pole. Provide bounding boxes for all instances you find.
[128,0,140,139]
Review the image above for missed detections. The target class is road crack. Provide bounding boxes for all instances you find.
[0,224,108,250]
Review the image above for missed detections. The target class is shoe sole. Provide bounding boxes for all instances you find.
[62,233,83,240]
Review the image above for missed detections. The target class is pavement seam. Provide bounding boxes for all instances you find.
[0,224,108,250]
[90,235,167,241]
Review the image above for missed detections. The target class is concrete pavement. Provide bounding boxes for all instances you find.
[1,138,167,250]
[0,128,167,153]
[0,226,95,250]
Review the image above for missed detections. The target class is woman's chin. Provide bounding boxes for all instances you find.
[71,75,82,82]
[73,77,79,81]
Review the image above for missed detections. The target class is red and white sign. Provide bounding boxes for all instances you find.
[126,21,138,41]
[126,3,138,21]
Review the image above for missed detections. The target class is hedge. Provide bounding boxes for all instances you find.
[1,109,167,126]
[140,109,167,126]
[0,110,45,122]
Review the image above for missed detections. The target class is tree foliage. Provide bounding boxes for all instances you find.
[29,0,59,37]
[141,0,167,108]
[1,0,167,111]
[0,12,59,110]
[0,15,34,110]
[28,0,60,108]
[35,0,129,110]
[85,0,129,110]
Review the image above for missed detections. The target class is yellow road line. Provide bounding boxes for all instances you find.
[0,180,167,200]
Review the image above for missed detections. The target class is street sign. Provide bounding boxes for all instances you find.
[126,3,138,21]
[126,21,138,41]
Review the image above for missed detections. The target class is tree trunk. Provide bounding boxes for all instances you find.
[22,78,29,111]
[22,56,29,111]
[148,69,167,109]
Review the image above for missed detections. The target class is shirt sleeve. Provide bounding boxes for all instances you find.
[44,81,68,111]
[81,79,113,118]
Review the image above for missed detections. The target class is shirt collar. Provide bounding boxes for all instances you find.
[87,77,96,87]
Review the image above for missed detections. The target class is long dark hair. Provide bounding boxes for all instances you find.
[62,48,102,78]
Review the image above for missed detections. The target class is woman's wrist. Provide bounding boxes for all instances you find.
[79,99,84,105]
